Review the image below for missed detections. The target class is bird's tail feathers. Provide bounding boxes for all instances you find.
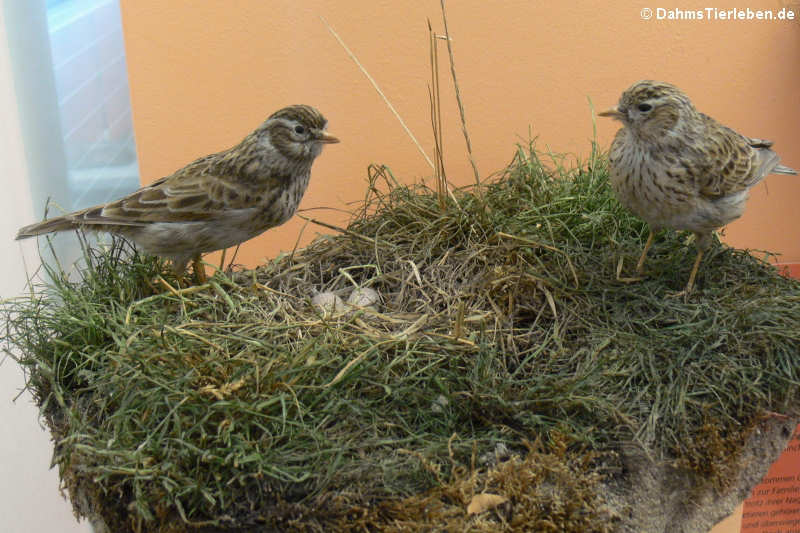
[774,164,798,176]
[16,216,79,240]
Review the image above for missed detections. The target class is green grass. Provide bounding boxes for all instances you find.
[3,142,799,532]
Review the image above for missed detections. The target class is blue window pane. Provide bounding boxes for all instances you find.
[45,0,140,210]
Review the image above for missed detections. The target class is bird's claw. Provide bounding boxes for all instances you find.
[616,256,646,283]
[666,288,693,303]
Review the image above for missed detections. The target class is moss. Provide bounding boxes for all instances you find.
[3,142,799,531]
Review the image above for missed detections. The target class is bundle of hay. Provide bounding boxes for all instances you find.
[3,143,799,532]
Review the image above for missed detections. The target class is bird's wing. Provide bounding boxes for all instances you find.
[698,114,786,198]
[70,154,262,226]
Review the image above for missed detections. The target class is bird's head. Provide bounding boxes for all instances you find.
[261,105,339,161]
[599,80,697,140]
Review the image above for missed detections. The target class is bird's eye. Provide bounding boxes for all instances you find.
[294,125,306,134]
[637,103,653,112]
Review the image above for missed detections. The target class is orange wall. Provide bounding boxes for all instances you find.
[119,0,800,268]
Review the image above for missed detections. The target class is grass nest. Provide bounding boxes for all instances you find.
[3,142,800,532]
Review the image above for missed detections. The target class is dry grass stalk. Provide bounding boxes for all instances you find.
[428,19,448,210]
[320,16,434,171]
[439,0,482,200]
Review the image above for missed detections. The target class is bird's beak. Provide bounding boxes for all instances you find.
[598,107,625,120]
[316,131,340,144]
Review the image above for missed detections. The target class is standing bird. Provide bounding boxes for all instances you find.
[16,105,338,282]
[599,81,796,294]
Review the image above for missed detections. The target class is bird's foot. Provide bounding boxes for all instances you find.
[616,256,646,283]
[666,280,697,302]
[666,250,703,302]
[665,289,692,302]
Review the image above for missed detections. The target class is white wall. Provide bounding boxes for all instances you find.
[0,1,92,532]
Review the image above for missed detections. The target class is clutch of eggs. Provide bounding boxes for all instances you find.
[311,287,381,315]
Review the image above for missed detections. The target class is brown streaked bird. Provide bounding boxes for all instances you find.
[16,105,338,282]
[599,80,797,295]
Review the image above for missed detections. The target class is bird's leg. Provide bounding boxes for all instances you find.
[668,232,710,300]
[684,248,704,295]
[667,249,704,302]
[618,229,655,282]
[635,230,655,275]
[192,254,207,284]
[684,231,713,295]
